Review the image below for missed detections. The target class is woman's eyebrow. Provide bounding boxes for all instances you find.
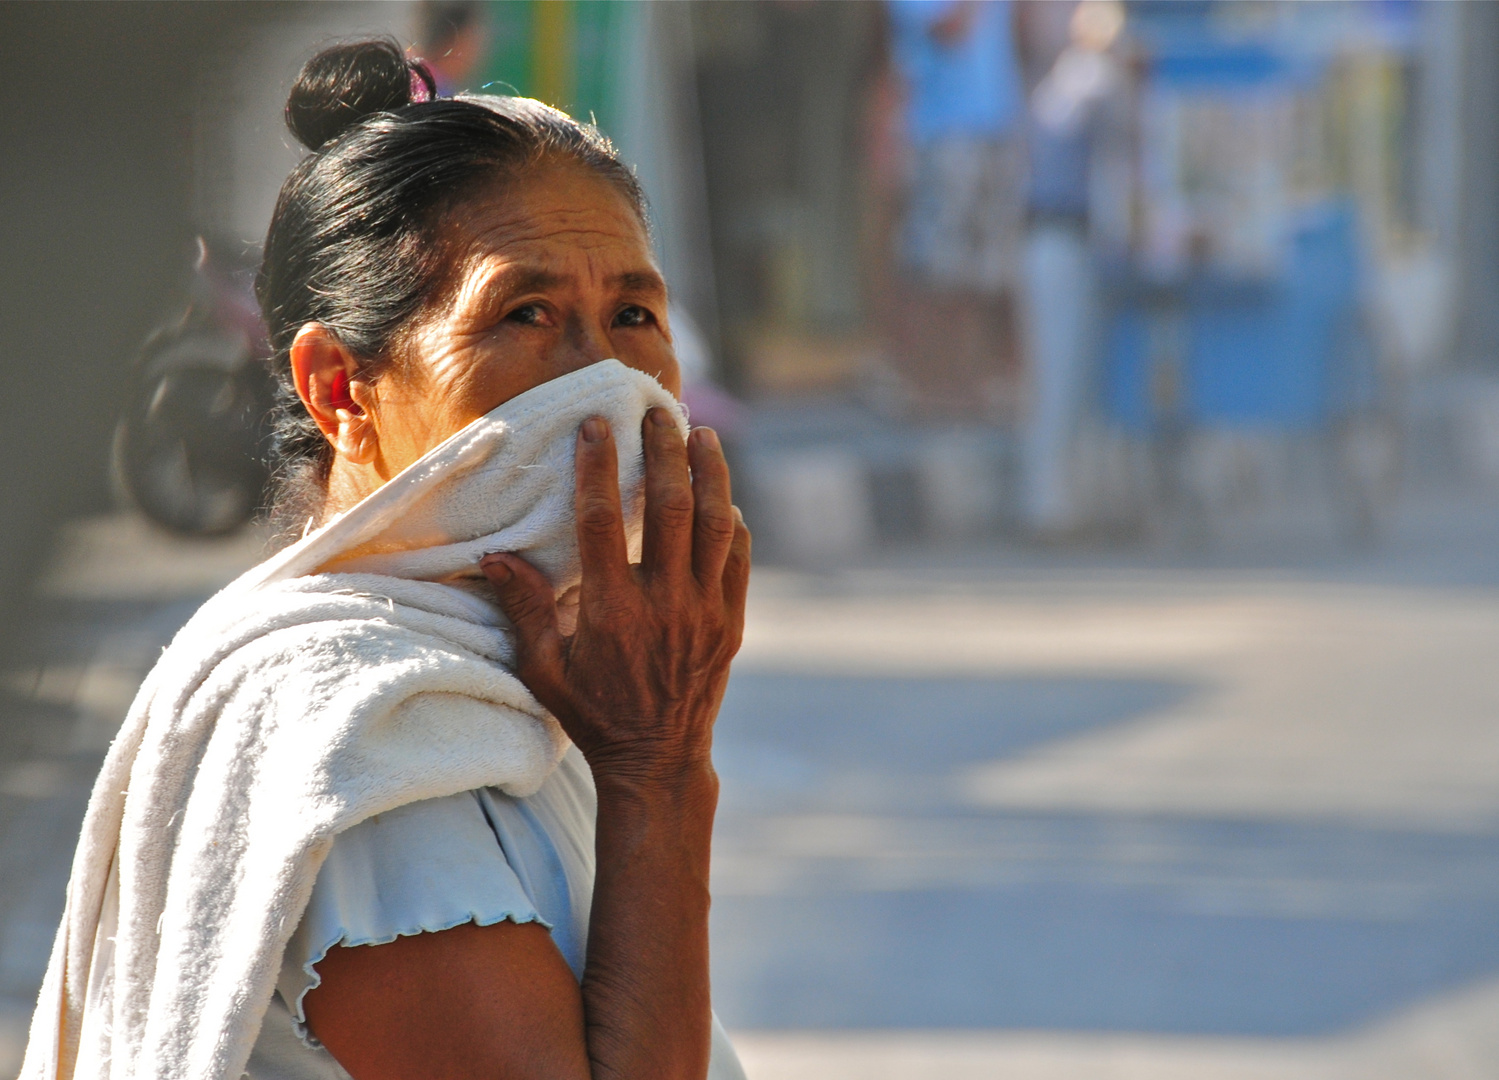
[465,266,665,308]
[612,270,667,297]
[458,264,566,314]
[483,266,567,297]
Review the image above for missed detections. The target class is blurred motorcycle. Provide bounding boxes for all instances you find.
[113,237,275,536]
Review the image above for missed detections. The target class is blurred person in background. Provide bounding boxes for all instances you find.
[1018,0,1125,537]
[886,0,1027,416]
[25,39,749,1080]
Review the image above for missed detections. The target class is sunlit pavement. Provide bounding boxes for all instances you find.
[2,492,1499,1078]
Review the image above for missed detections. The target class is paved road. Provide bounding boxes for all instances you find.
[2,494,1499,1078]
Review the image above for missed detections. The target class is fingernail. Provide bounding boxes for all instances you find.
[479,553,513,581]
[732,505,745,525]
[581,418,608,443]
[693,426,721,451]
[649,406,676,428]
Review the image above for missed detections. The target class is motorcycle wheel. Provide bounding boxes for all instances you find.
[115,338,273,536]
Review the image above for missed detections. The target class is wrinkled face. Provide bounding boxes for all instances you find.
[366,161,680,474]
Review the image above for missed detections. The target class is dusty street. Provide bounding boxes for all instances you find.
[2,492,1498,1079]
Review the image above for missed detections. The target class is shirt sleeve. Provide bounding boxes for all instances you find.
[276,789,547,1045]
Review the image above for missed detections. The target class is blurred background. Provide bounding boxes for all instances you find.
[3,1,1499,1076]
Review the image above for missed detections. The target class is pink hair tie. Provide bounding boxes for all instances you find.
[408,60,436,103]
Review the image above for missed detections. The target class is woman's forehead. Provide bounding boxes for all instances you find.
[455,165,650,259]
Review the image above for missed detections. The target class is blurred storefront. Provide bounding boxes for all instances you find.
[671,0,1499,557]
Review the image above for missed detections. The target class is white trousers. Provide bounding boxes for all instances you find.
[1020,222,1097,531]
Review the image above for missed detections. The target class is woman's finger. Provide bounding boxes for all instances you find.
[640,407,694,587]
[687,428,735,589]
[720,508,752,647]
[480,553,567,686]
[573,418,631,600]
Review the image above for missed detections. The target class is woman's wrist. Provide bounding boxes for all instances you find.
[589,748,720,843]
[581,715,719,792]
[590,751,719,808]
[590,758,718,896]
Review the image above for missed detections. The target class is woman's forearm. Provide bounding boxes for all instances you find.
[581,763,719,1080]
[481,415,751,1080]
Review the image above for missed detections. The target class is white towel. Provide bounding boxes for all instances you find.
[22,359,685,1080]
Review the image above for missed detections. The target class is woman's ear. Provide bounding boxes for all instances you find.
[289,324,379,465]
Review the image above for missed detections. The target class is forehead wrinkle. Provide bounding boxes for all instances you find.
[466,201,642,246]
[449,183,650,271]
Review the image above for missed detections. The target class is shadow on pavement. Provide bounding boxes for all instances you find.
[709,670,1499,1038]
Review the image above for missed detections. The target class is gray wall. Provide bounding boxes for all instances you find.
[0,3,287,646]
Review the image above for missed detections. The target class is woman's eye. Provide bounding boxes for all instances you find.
[614,305,654,328]
[506,303,547,326]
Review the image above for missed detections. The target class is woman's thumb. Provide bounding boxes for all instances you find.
[480,553,560,651]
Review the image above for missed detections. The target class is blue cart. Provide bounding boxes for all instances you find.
[1097,38,1392,541]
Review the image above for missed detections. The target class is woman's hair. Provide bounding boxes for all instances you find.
[256,37,646,535]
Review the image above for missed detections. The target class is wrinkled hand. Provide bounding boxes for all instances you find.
[479,408,751,782]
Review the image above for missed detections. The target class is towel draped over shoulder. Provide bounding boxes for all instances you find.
[22,360,684,1080]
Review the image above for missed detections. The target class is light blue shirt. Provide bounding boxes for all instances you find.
[889,0,1025,144]
[245,746,746,1079]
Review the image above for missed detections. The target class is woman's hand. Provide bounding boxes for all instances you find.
[479,407,751,784]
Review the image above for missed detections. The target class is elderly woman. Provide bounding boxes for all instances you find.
[24,39,749,1080]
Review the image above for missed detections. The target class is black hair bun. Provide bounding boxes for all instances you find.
[285,38,436,152]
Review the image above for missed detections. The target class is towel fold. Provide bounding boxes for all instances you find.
[22,360,684,1080]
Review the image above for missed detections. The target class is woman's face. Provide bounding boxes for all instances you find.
[362,162,681,477]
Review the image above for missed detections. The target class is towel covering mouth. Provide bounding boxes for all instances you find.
[245,357,688,595]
